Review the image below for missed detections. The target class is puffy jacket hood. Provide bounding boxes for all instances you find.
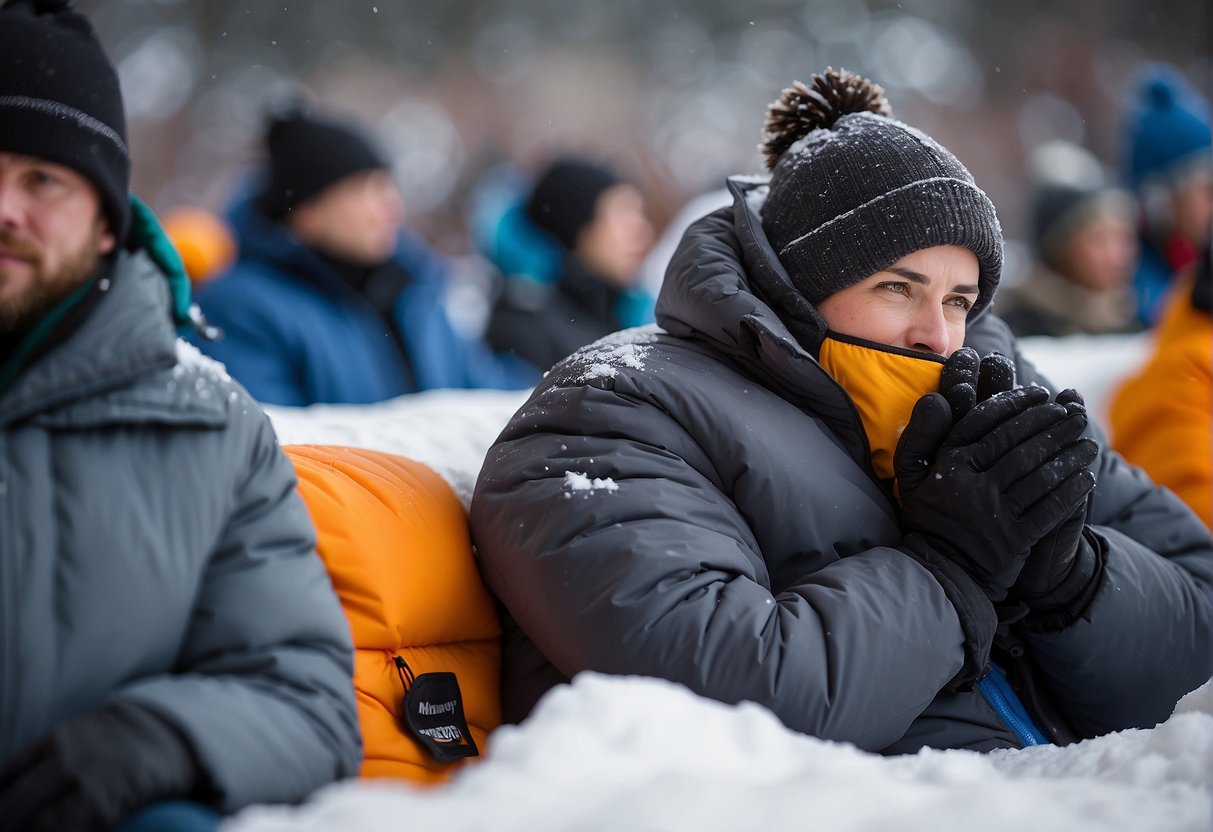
[657,178,874,469]
[657,178,828,359]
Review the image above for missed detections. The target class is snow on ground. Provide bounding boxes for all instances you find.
[237,331,1213,832]
[227,674,1213,832]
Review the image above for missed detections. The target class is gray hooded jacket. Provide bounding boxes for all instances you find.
[0,251,361,808]
[471,180,1213,753]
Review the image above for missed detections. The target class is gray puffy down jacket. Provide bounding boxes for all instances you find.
[471,181,1213,753]
[0,251,361,808]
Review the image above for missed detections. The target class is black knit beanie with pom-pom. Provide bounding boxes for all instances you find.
[760,68,1003,320]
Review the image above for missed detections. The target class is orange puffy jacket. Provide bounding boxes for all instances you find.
[1108,287,1212,529]
[285,445,502,783]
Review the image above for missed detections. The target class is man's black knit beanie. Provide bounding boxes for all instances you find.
[760,68,1003,320]
[524,158,621,252]
[257,107,390,220]
[0,0,130,241]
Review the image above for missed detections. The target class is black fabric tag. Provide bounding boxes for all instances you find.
[402,672,479,762]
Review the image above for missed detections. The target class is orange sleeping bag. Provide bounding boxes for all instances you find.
[285,445,502,783]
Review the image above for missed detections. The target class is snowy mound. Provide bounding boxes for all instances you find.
[225,673,1213,832]
[263,387,530,508]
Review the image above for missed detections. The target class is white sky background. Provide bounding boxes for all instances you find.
[238,332,1213,832]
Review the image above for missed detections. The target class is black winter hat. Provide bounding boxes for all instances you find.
[257,106,390,220]
[524,158,621,251]
[760,68,1003,320]
[0,0,130,241]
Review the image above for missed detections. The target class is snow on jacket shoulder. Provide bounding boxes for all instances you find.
[286,445,501,783]
[191,197,533,406]
[1107,284,1212,529]
[471,180,1213,754]
[0,251,361,810]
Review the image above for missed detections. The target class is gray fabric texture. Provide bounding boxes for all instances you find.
[471,178,1213,753]
[0,251,361,810]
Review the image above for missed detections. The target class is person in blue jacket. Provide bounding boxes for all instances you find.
[192,106,535,406]
[1121,63,1213,326]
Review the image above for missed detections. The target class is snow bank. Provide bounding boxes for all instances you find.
[263,387,529,508]
[225,674,1213,832]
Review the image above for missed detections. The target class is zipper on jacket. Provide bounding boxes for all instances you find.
[977,662,1049,747]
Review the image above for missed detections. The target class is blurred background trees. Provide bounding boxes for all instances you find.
[81,0,1210,265]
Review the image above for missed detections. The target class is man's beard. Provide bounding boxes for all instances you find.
[0,223,107,335]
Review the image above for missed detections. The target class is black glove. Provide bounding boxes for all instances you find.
[893,389,993,692]
[893,391,954,500]
[976,352,1016,403]
[0,701,202,832]
[893,347,996,500]
[939,346,980,419]
[900,385,1098,601]
[1011,389,1105,627]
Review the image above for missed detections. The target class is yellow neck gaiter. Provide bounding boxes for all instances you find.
[817,334,945,481]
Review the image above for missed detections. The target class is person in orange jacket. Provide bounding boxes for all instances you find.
[1108,246,1212,528]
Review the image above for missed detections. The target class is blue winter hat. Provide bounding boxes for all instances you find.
[1124,64,1212,191]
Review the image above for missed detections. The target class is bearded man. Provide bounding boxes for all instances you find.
[0,2,361,830]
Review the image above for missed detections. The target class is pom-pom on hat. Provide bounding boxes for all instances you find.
[257,104,391,220]
[1123,63,1212,191]
[0,0,130,241]
[760,68,1003,320]
[524,158,621,252]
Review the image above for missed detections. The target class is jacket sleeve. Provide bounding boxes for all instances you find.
[115,411,361,811]
[1005,328,1213,737]
[471,380,976,752]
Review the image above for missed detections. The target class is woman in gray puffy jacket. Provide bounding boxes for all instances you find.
[470,69,1213,752]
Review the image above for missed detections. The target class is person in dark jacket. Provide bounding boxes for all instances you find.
[192,107,534,406]
[0,2,361,829]
[997,141,1140,338]
[471,69,1213,755]
[486,157,655,375]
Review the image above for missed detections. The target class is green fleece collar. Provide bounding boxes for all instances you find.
[128,193,193,327]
